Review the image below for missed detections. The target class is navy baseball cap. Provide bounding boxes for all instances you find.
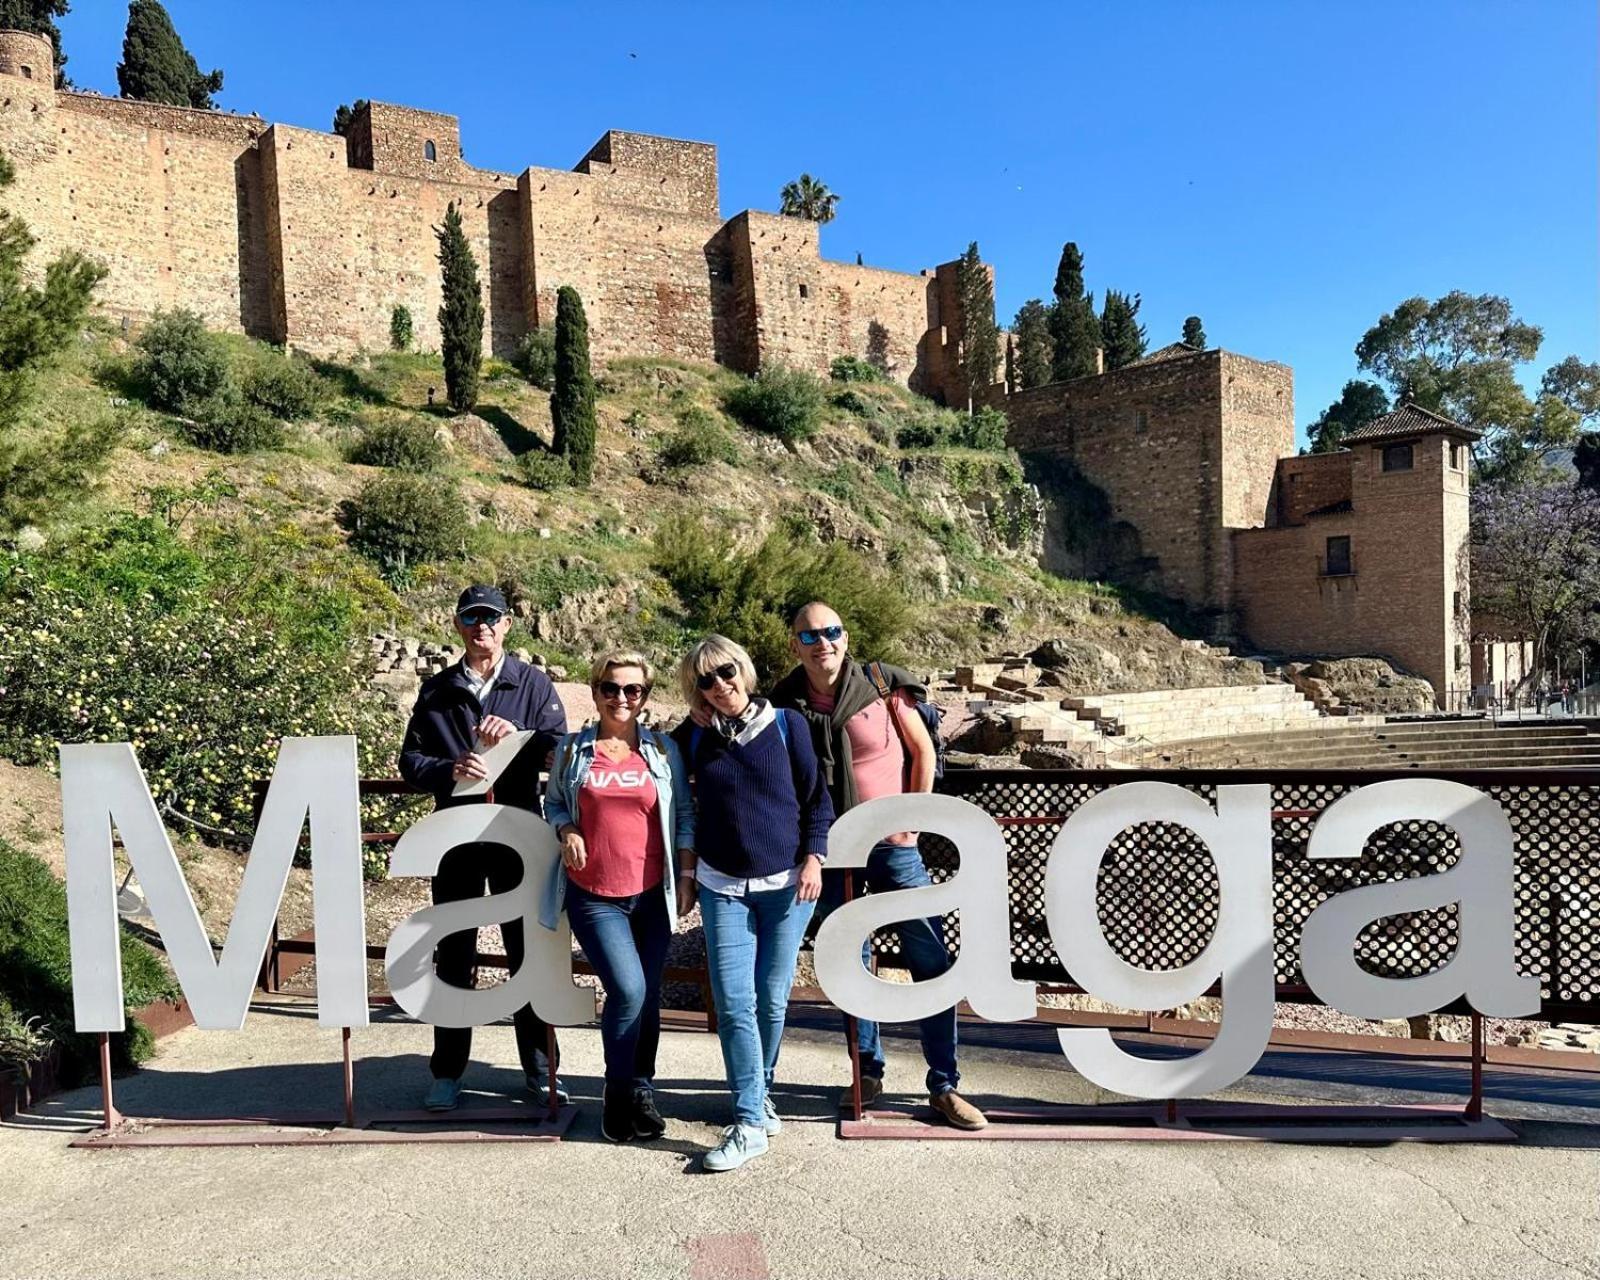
[455,584,509,618]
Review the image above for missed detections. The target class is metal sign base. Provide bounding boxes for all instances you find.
[837,1101,1517,1144]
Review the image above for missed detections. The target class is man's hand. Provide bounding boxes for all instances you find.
[452,750,488,783]
[797,854,823,903]
[560,827,587,871]
[688,703,714,729]
[476,715,517,747]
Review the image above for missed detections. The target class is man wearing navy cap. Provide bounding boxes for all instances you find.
[399,584,571,1111]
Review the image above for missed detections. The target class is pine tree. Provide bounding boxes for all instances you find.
[1182,315,1207,349]
[1099,290,1148,371]
[332,99,368,137]
[1012,299,1052,390]
[551,285,597,484]
[955,241,998,410]
[1047,242,1100,381]
[434,201,483,413]
[0,145,112,529]
[0,0,71,85]
[116,0,223,109]
[1308,379,1390,453]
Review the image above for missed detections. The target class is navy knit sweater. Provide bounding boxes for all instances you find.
[677,708,835,879]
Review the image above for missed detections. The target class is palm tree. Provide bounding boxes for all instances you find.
[779,173,839,224]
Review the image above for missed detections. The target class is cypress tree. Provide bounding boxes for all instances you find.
[332,99,368,137]
[1099,289,1148,371]
[434,201,483,413]
[1012,299,1051,389]
[1182,315,1207,349]
[551,285,597,484]
[955,241,998,410]
[116,0,223,109]
[0,0,71,85]
[1047,242,1100,382]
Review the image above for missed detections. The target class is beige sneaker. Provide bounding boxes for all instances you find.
[930,1089,987,1130]
[838,1074,884,1110]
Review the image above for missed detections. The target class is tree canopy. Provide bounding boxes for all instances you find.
[1307,379,1390,453]
[955,241,998,409]
[550,285,596,484]
[1012,299,1052,390]
[1099,289,1148,371]
[116,0,223,109]
[332,99,368,138]
[778,174,838,224]
[1182,315,1206,349]
[1047,242,1099,382]
[433,201,482,413]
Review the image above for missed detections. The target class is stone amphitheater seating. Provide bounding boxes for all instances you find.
[1066,683,1324,746]
[1128,717,1600,770]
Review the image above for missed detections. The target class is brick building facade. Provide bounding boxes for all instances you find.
[0,31,972,400]
[1006,348,1474,702]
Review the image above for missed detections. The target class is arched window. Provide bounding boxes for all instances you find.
[423,139,437,162]
[19,64,33,80]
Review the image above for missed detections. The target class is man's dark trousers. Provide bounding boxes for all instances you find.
[428,840,557,1081]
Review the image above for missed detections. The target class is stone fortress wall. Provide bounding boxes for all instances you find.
[0,31,971,402]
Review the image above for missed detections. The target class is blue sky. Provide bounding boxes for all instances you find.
[56,1,1598,441]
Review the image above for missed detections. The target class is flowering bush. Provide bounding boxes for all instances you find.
[0,559,402,836]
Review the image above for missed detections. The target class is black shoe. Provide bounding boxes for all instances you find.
[631,1087,666,1141]
[601,1086,634,1143]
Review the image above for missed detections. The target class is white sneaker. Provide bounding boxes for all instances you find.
[762,1095,782,1136]
[702,1124,768,1172]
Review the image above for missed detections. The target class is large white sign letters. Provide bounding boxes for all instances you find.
[64,736,1539,1099]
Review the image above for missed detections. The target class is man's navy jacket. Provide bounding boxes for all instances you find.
[398,655,568,814]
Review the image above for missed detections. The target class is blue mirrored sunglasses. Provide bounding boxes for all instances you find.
[457,609,505,628]
[796,625,845,646]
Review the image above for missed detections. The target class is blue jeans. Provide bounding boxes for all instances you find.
[564,882,672,1092]
[699,883,817,1128]
[816,840,960,1095]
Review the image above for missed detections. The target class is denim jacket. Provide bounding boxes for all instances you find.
[539,724,696,931]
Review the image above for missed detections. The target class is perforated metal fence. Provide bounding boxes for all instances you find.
[873,769,1599,1022]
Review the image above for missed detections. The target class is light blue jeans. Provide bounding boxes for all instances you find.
[699,883,817,1128]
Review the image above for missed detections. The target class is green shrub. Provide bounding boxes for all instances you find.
[651,512,908,679]
[0,994,52,1069]
[517,451,571,491]
[724,365,825,444]
[513,325,557,391]
[389,304,413,352]
[830,355,885,383]
[181,389,285,454]
[348,418,442,472]
[660,406,736,468]
[832,387,878,418]
[0,840,177,1083]
[133,309,229,413]
[955,406,1009,451]
[345,475,469,579]
[243,354,325,421]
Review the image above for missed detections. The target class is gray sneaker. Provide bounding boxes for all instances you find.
[702,1123,768,1172]
[762,1095,782,1136]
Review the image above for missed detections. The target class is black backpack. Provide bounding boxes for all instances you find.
[865,660,945,781]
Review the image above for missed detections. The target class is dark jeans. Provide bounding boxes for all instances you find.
[429,841,559,1082]
[563,881,672,1092]
[815,839,960,1095]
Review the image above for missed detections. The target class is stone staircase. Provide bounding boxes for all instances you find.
[1066,683,1326,747]
[1126,717,1600,770]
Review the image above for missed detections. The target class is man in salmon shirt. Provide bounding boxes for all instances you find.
[770,602,987,1130]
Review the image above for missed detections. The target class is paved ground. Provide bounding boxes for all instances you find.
[3,1003,1597,1280]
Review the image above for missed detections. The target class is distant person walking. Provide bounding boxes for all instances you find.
[674,635,834,1171]
[771,601,987,1130]
[541,651,695,1143]
[398,584,569,1112]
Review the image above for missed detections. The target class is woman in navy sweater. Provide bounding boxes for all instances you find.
[674,634,834,1172]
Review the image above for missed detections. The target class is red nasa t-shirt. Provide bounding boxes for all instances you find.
[571,749,665,898]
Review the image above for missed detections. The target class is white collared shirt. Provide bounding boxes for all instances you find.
[461,652,507,706]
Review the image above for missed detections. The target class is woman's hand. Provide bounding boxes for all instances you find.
[560,827,587,871]
[797,854,823,903]
[675,872,698,914]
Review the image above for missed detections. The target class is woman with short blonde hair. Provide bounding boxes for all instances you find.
[541,649,694,1144]
[671,633,834,1172]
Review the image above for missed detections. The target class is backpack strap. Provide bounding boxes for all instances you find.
[868,660,916,759]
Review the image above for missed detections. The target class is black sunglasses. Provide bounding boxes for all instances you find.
[695,662,740,691]
[796,624,844,646]
[457,609,505,628]
[598,680,648,702]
